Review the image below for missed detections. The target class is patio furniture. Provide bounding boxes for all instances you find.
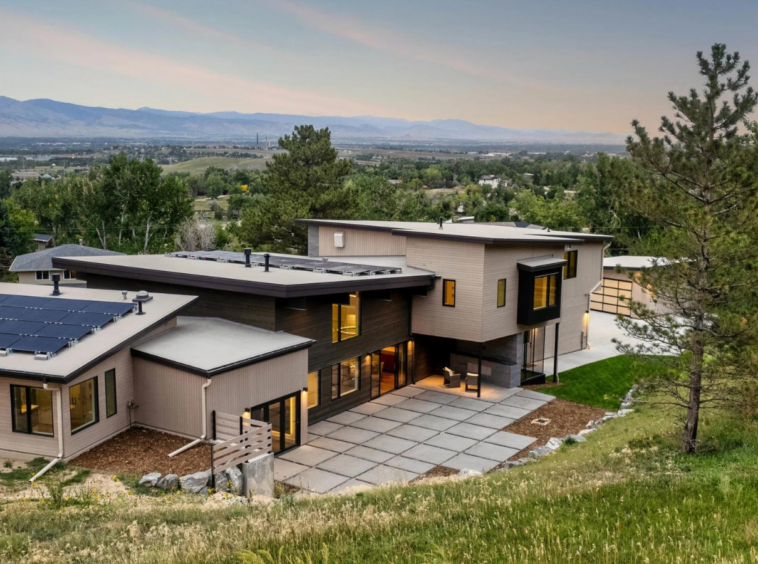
[465,372,479,392]
[443,367,461,388]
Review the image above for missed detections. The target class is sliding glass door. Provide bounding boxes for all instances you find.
[249,393,300,454]
[370,341,414,399]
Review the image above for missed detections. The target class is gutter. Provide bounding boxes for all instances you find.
[29,382,64,482]
[168,378,212,458]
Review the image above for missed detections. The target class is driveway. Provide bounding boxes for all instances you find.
[275,386,553,494]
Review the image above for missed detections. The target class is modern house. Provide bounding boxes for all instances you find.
[478,175,502,188]
[10,244,124,287]
[591,256,669,318]
[52,219,611,455]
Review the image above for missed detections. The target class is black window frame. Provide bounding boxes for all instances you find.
[10,385,54,437]
[517,266,563,326]
[442,279,456,307]
[248,392,301,454]
[69,377,99,435]
[307,369,321,409]
[563,250,578,279]
[331,356,361,400]
[35,271,50,281]
[105,369,117,418]
[497,279,507,308]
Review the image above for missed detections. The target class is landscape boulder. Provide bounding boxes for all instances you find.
[546,437,564,450]
[226,466,244,495]
[213,472,229,493]
[138,472,161,487]
[181,470,211,494]
[529,446,553,459]
[456,468,483,478]
[567,434,587,443]
[157,474,179,491]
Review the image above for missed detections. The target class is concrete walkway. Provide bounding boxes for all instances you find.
[276,385,553,494]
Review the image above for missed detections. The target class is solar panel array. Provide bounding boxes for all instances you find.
[169,250,403,276]
[0,295,135,357]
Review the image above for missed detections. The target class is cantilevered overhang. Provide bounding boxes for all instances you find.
[517,256,568,272]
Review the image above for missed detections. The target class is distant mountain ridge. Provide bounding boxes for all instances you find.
[0,96,625,144]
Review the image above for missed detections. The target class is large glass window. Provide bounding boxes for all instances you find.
[307,370,320,409]
[497,279,507,308]
[105,369,117,418]
[331,357,360,399]
[563,251,578,279]
[11,385,54,436]
[443,280,456,307]
[534,274,558,310]
[249,394,300,454]
[35,271,50,281]
[69,378,98,433]
[332,293,360,343]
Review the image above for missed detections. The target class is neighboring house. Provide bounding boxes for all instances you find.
[33,234,54,252]
[592,256,669,318]
[55,220,611,455]
[10,244,124,287]
[478,175,501,188]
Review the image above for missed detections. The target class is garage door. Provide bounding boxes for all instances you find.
[591,278,633,316]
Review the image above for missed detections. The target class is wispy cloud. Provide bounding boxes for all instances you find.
[0,7,382,116]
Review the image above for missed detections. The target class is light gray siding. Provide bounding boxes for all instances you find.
[318,226,406,257]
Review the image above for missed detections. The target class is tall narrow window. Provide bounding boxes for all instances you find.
[307,370,320,408]
[443,280,456,307]
[534,274,558,310]
[331,293,361,343]
[105,369,117,418]
[331,357,360,399]
[497,279,507,308]
[11,385,54,436]
[69,378,98,433]
[563,251,578,279]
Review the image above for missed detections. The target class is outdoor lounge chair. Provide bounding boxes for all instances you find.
[443,367,461,388]
[465,372,479,392]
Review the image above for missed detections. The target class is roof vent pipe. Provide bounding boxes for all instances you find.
[51,274,61,296]
[438,217,444,229]
[244,248,251,268]
[264,253,270,272]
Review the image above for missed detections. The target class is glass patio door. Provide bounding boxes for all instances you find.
[249,393,300,454]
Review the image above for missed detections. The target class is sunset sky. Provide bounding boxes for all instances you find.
[0,0,755,133]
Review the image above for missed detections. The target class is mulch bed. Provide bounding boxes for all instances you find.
[505,398,606,459]
[423,466,458,479]
[70,427,212,477]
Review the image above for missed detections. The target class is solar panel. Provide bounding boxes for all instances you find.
[11,336,68,355]
[1,296,51,308]
[0,294,12,304]
[0,333,21,349]
[36,324,92,340]
[40,299,94,312]
[59,312,113,328]
[0,320,47,335]
[14,309,70,323]
[82,302,135,316]
[0,306,23,320]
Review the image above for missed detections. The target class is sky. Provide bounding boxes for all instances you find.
[1,0,756,133]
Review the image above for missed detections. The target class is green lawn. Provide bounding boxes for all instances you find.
[161,156,268,175]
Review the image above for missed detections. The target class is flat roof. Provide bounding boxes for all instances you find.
[131,317,314,376]
[603,256,666,270]
[0,284,196,382]
[53,253,435,298]
[517,256,568,272]
[297,219,613,244]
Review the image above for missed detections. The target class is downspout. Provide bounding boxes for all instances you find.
[168,378,212,458]
[30,383,63,483]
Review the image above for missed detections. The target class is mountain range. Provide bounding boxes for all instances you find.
[0,96,625,144]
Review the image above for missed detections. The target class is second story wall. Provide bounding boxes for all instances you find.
[315,226,406,257]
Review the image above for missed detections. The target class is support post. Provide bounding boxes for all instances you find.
[477,343,482,398]
[553,322,560,383]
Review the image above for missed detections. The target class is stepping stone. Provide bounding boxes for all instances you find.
[443,453,499,473]
[327,427,380,444]
[279,445,338,466]
[308,421,343,436]
[350,417,403,433]
[517,389,556,402]
[374,407,422,423]
[415,391,458,405]
[385,456,436,474]
[345,445,395,464]
[484,404,532,420]
[394,398,441,413]
[466,413,516,429]
[424,433,479,452]
[363,435,418,455]
[427,405,478,421]
[390,387,425,398]
[386,424,439,442]
[500,396,547,411]
[483,431,537,450]
[446,422,497,441]
[350,403,388,416]
[285,468,349,494]
[274,459,308,481]
[402,444,457,465]
[329,478,373,494]
[448,397,493,412]
[407,414,460,432]
[327,411,367,425]
[307,436,356,453]
[317,454,378,478]
[357,465,418,485]
[371,395,408,407]
[465,442,520,462]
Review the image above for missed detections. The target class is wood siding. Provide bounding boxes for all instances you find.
[318,227,406,257]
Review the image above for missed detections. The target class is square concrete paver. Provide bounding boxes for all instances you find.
[394,398,441,413]
[448,397,494,412]
[350,417,403,433]
[374,407,422,423]
[517,389,556,402]
[363,435,418,455]
[415,391,458,405]
[427,405,478,421]
[345,445,395,464]
[274,459,309,481]
[371,394,408,407]
[285,468,349,494]
[424,433,479,452]
[317,454,378,478]
[465,442,520,462]
[500,396,547,411]
[308,421,343,436]
[466,413,516,429]
[386,424,439,442]
[280,445,338,466]
[443,453,499,473]
[446,422,497,441]
[329,478,373,494]
[402,444,457,465]
[391,387,426,398]
[327,411,367,426]
[327,427,380,444]
[484,404,532,420]
[385,456,436,474]
[308,436,356,453]
[350,403,388,416]
[484,431,537,450]
[357,465,418,485]
[407,414,460,431]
